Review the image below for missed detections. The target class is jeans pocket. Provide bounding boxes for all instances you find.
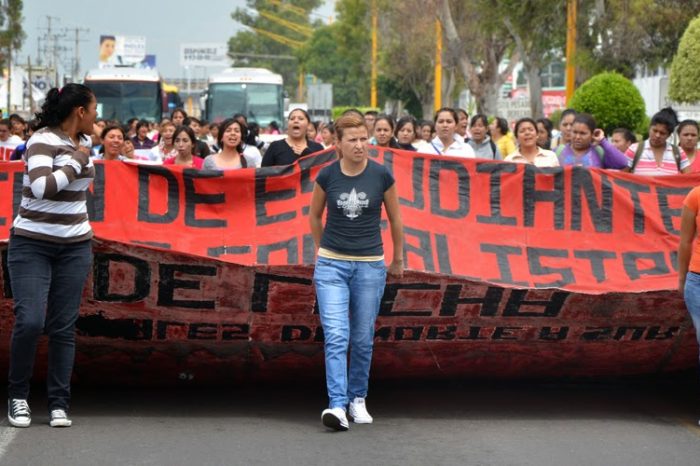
[366,260,386,270]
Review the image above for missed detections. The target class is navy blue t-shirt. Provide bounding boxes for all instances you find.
[316,159,395,256]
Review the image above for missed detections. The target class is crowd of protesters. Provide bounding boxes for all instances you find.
[5,82,700,432]
[4,98,698,178]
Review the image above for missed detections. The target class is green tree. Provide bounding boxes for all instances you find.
[298,0,371,106]
[576,0,700,81]
[569,72,646,134]
[438,0,519,115]
[0,0,25,68]
[502,0,566,118]
[669,15,700,104]
[228,0,321,96]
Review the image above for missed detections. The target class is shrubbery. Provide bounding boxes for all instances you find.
[569,72,647,134]
[669,15,700,103]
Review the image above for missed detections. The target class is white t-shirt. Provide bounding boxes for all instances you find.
[0,135,23,161]
[418,135,475,158]
[243,145,262,168]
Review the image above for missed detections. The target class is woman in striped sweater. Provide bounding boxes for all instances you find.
[7,83,96,429]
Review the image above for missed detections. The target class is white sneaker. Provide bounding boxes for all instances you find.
[348,397,373,424]
[49,409,72,428]
[321,407,349,431]
[8,399,31,428]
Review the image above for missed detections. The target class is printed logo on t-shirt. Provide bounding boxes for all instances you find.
[337,188,369,219]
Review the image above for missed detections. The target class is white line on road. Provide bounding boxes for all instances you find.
[0,425,18,461]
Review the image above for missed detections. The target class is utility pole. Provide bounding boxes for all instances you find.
[434,19,442,112]
[370,0,377,108]
[65,26,89,81]
[565,0,577,104]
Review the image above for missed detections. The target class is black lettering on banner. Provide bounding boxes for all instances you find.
[613,179,651,234]
[476,162,517,225]
[503,289,569,317]
[539,326,569,341]
[523,166,565,229]
[622,252,669,280]
[426,325,457,340]
[137,166,180,223]
[493,327,522,340]
[375,326,391,341]
[302,234,316,265]
[379,283,441,317]
[298,151,336,215]
[645,326,679,340]
[12,171,22,218]
[188,323,218,340]
[86,163,105,222]
[251,273,312,312]
[255,170,296,226]
[93,253,150,302]
[0,171,7,225]
[131,240,172,249]
[614,326,646,341]
[570,169,612,232]
[257,238,299,265]
[527,247,574,288]
[656,186,690,236]
[480,244,528,286]
[157,264,217,309]
[435,234,453,274]
[458,327,489,340]
[404,227,434,272]
[76,313,153,340]
[398,156,425,210]
[439,284,503,317]
[222,323,249,340]
[207,245,251,258]
[1,249,11,298]
[573,250,617,283]
[281,325,313,342]
[669,251,679,272]
[395,326,423,341]
[581,326,613,341]
[156,320,187,340]
[183,169,226,228]
[429,159,470,219]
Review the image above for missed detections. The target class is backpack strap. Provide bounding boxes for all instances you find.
[490,140,497,159]
[629,142,646,173]
[594,145,605,165]
[555,144,565,156]
[671,144,682,172]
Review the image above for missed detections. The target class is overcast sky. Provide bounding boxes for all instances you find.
[20,0,335,80]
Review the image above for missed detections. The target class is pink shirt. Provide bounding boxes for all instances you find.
[624,140,689,176]
[163,156,204,169]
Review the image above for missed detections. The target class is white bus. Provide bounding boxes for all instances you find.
[84,67,165,123]
[203,67,284,127]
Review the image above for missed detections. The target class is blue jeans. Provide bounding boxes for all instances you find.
[685,272,700,361]
[314,257,387,409]
[7,234,92,411]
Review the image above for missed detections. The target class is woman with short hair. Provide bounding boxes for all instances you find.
[504,118,559,167]
[310,113,404,431]
[261,109,324,166]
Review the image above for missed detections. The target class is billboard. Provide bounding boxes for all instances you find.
[180,43,229,67]
[99,35,147,67]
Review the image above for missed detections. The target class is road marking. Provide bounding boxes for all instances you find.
[0,425,18,461]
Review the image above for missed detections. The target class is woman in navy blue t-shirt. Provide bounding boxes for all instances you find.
[309,113,404,432]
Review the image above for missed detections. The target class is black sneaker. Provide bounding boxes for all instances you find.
[49,409,72,428]
[8,399,31,428]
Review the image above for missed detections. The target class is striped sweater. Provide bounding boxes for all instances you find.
[12,127,95,243]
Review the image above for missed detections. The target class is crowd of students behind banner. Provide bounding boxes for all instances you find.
[3,103,699,177]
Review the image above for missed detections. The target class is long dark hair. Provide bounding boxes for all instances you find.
[217,118,245,153]
[35,83,94,130]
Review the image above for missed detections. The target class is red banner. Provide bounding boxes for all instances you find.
[0,148,695,294]
[1,149,698,382]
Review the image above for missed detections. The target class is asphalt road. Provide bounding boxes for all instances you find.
[1,375,700,466]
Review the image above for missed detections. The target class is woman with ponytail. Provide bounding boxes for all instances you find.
[7,83,97,429]
[624,107,691,176]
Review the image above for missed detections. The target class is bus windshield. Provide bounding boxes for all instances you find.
[207,83,283,127]
[88,81,162,122]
